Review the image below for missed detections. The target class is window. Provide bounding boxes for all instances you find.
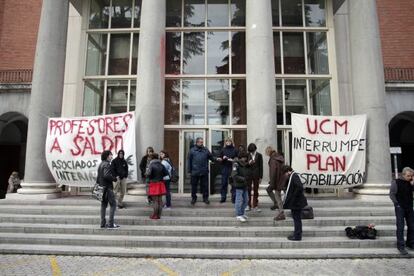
[83,0,141,116]
[165,0,246,127]
[272,0,332,126]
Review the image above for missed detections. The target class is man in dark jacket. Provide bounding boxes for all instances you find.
[246,143,263,210]
[282,166,307,241]
[98,150,119,229]
[219,137,238,203]
[389,167,414,255]
[188,137,216,205]
[265,146,286,220]
[111,150,129,209]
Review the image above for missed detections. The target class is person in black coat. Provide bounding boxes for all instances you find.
[146,153,168,219]
[97,150,119,229]
[282,165,308,241]
[188,137,216,205]
[111,150,128,209]
[389,167,414,255]
[218,137,238,203]
[246,143,263,209]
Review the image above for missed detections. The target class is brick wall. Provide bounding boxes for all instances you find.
[0,0,42,71]
[377,0,414,69]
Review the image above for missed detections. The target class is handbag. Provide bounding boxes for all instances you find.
[301,205,314,219]
[92,183,105,202]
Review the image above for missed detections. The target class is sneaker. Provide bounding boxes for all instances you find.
[220,199,226,203]
[203,200,210,205]
[117,205,125,209]
[398,248,409,255]
[274,213,286,221]
[191,199,196,206]
[107,224,120,229]
[253,207,261,212]
[100,224,107,229]
[270,205,278,210]
[236,216,247,222]
[245,206,251,212]
[242,214,249,220]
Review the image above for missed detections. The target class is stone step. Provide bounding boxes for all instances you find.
[0,244,408,259]
[0,205,395,217]
[0,214,395,227]
[0,232,397,249]
[0,222,397,238]
[0,196,394,207]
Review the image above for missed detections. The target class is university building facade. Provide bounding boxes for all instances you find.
[0,0,413,198]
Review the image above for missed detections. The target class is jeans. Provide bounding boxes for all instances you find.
[247,176,260,208]
[191,174,209,201]
[291,209,302,239]
[164,179,171,207]
[113,178,127,206]
[235,188,248,217]
[101,189,116,227]
[220,166,233,200]
[266,185,283,212]
[395,205,414,249]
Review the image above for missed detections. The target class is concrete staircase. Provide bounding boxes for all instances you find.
[0,195,408,259]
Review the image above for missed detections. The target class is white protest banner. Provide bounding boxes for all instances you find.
[45,112,137,187]
[291,113,367,188]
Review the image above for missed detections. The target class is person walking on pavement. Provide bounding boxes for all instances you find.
[188,137,217,205]
[146,153,168,219]
[111,150,129,209]
[282,165,308,241]
[246,143,263,211]
[219,137,238,203]
[232,152,250,222]
[389,167,414,255]
[265,146,286,220]
[98,150,120,229]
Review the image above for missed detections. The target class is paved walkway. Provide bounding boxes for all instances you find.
[0,255,412,276]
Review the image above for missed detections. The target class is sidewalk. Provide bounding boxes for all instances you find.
[0,255,412,276]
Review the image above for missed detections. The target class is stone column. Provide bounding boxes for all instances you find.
[13,0,69,199]
[349,0,391,185]
[245,0,277,181]
[133,0,165,187]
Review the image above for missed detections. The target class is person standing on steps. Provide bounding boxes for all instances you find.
[265,146,285,220]
[246,143,263,210]
[389,167,414,255]
[188,137,217,205]
[160,150,173,209]
[146,153,168,219]
[232,151,250,222]
[98,150,120,229]
[282,165,307,241]
[111,150,129,209]
[139,146,154,204]
[219,137,238,203]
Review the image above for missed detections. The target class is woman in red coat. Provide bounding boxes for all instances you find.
[146,153,168,219]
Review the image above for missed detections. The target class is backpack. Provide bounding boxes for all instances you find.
[167,159,179,183]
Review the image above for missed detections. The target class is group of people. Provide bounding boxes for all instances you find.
[187,137,307,240]
[97,136,308,241]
